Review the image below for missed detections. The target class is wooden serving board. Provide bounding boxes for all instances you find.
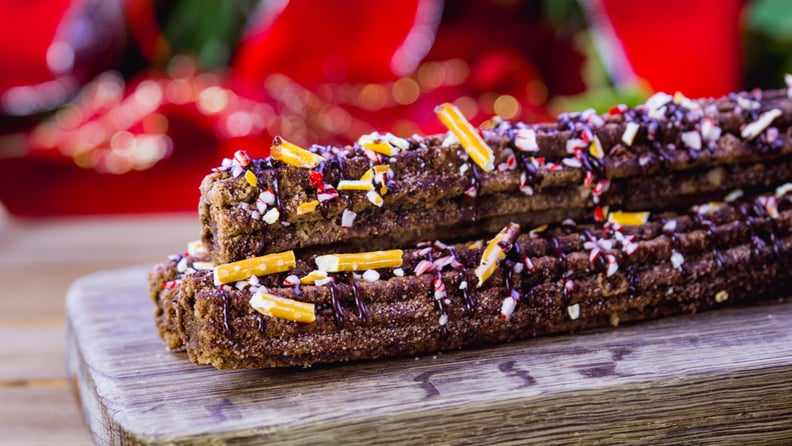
[66,266,792,445]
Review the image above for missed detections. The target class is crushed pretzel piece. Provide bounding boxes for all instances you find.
[315,250,403,272]
[475,222,521,287]
[214,250,296,285]
[271,136,325,168]
[337,180,374,191]
[297,200,319,215]
[435,102,495,172]
[250,290,315,323]
[607,211,650,226]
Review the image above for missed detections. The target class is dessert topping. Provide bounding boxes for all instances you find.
[475,222,521,287]
[296,200,319,215]
[434,102,495,172]
[187,240,207,256]
[214,250,296,285]
[622,121,640,146]
[315,249,404,272]
[741,109,782,140]
[341,209,357,228]
[607,211,650,226]
[337,180,375,191]
[514,128,539,152]
[567,303,580,320]
[249,290,315,324]
[271,136,326,168]
[244,170,258,187]
[299,269,328,285]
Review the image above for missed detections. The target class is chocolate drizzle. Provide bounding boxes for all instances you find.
[328,282,347,328]
[460,164,482,223]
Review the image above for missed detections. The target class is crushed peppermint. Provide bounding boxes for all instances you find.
[341,209,357,228]
[567,303,580,320]
[775,182,792,198]
[741,109,782,140]
[393,268,405,277]
[622,122,640,146]
[681,130,702,151]
[670,250,685,270]
[605,254,619,277]
[724,189,744,203]
[700,118,722,142]
[562,157,582,169]
[414,260,435,276]
[500,296,518,320]
[514,128,539,152]
[663,219,678,232]
[262,207,280,224]
[259,189,276,206]
[362,269,381,282]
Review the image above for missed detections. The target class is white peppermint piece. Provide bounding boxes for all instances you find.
[681,130,702,151]
[670,250,685,270]
[724,189,744,203]
[393,268,405,277]
[442,132,460,147]
[259,189,276,205]
[741,109,782,140]
[567,303,580,320]
[362,269,380,282]
[357,132,380,146]
[700,118,722,142]
[177,257,188,273]
[622,121,640,146]
[384,132,410,151]
[562,157,582,169]
[514,128,539,152]
[736,96,760,111]
[775,182,792,198]
[663,219,678,232]
[341,209,357,228]
[565,138,587,154]
[500,297,517,320]
[645,92,672,112]
[438,313,449,326]
[262,207,280,224]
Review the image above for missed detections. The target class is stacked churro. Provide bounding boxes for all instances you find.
[151,85,792,368]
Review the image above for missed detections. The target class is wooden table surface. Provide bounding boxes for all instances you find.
[0,211,199,445]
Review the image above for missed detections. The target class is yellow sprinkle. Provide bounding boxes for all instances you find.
[360,164,391,182]
[362,141,398,156]
[315,250,403,272]
[214,251,296,285]
[337,180,374,191]
[271,136,325,168]
[589,135,604,159]
[435,102,495,172]
[380,184,388,196]
[299,269,329,284]
[297,200,319,215]
[607,211,650,226]
[475,223,521,287]
[250,290,315,323]
[244,169,258,187]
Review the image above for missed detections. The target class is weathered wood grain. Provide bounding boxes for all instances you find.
[0,385,94,446]
[67,266,792,445]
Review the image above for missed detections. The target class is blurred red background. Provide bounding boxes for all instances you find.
[1,0,780,217]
